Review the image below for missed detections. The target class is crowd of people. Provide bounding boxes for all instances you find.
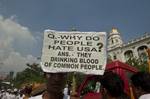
[31,71,150,99]
[0,71,150,99]
[0,88,24,99]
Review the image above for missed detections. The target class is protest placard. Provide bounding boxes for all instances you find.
[41,30,107,75]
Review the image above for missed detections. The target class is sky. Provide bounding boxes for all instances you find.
[0,0,150,73]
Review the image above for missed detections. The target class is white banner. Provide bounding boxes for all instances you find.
[41,30,107,75]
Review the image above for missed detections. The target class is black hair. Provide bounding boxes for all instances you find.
[131,72,150,93]
[101,71,125,97]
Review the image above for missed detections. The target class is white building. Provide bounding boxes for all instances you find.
[107,28,150,62]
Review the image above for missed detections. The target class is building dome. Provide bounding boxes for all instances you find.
[108,27,123,49]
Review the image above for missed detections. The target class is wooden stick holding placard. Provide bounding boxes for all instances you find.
[71,72,77,96]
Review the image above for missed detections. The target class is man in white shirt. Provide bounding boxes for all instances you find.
[63,84,70,99]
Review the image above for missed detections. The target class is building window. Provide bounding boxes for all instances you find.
[137,46,148,57]
[113,55,117,59]
[124,50,133,61]
[112,39,114,44]
[116,39,118,42]
[107,55,112,63]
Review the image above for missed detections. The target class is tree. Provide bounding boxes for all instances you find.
[13,63,45,88]
[126,57,148,72]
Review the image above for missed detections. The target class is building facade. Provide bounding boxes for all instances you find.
[108,28,150,62]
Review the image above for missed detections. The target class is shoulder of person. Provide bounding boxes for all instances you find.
[139,94,150,99]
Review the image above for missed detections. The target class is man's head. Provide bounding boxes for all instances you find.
[22,85,32,96]
[130,72,150,97]
[100,71,125,98]
[45,72,67,94]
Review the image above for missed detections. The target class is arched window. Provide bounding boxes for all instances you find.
[107,55,112,63]
[113,55,117,60]
[116,39,118,43]
[124,50,133,61]
[137,45,148,61]
[111,39,114,44]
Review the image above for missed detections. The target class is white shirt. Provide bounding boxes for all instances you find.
[29,95,42,99]
[139,94,150,99]
[63,87,68,95]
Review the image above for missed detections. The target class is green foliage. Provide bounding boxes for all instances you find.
[81,80,96,95]
[13,63,45,88]
[66,72,85,91]
[126,57,149,72]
